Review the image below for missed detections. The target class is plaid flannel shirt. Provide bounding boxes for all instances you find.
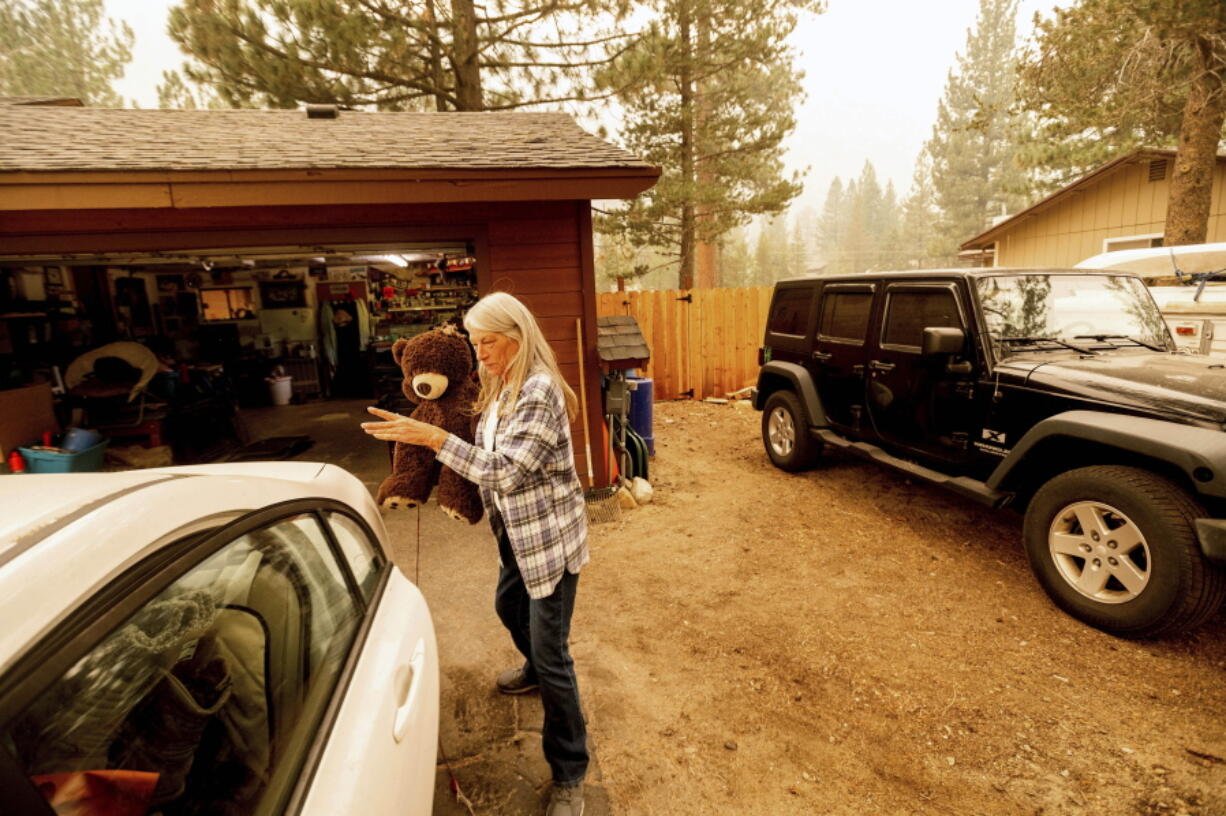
[436,370,589,599]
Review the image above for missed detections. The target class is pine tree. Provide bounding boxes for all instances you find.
[875,181,902,270]
[597,0,819,289]
[816,177,844,272]
[0,0,133,106]
[1015,0,1226,246]
[919,0,1028,257]
[897,152,954,269]
[165,0,633,111]
[786,215,808,277]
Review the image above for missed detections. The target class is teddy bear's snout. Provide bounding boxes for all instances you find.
[411,373,449,400]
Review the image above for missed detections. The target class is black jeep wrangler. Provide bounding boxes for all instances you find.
[755,269,1226,637]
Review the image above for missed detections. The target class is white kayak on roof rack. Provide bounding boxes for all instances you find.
[1076,242,1226,356]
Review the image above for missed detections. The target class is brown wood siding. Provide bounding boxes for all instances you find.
[481,201,608,487]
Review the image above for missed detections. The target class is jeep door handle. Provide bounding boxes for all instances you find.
[811,350,832,362]
[868,359,895,372]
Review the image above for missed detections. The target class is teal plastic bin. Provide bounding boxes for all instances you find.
[19,440,109,473]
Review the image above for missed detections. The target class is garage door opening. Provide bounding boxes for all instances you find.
[0,239,480,462]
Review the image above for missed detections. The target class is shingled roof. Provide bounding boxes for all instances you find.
[0,106,653,173]
[596,315,651,365]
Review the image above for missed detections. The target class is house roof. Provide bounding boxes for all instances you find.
[0,106,653,173]
[958,148,1226,251]
[0,96,83,107]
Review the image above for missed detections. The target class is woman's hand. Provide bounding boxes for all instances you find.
[361,407,450,451]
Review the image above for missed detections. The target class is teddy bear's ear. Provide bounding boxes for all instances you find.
[391,338,410,366]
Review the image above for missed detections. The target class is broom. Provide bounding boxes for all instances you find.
[576,318,620,523]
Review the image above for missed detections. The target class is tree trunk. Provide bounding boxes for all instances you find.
[1165,35,1226,246]
[425,0,448,110]
[678,0,695,290]
[694,11,716,288]
[450,0,483,110]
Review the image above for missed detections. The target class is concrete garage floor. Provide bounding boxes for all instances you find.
[240,399,609,816]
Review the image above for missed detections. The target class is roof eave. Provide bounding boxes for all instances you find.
[0,165,662,210]
[959,148,1182,250]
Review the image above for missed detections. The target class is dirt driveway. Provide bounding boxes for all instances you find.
[395,399,1226,815]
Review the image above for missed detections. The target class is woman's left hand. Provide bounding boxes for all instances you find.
[361,407,450,451]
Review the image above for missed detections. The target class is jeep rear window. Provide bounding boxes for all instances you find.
[883,290,962,348]
[818,291,873,341]
[767,288,814,335]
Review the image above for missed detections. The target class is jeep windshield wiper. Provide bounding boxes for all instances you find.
[999,336,1096,354]
[1073,334,1165,352]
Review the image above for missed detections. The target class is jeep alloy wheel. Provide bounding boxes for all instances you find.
[1023,465,1226,638]
[1046,500,1150,603]
[768,405,794,457]
[761,390,819,471]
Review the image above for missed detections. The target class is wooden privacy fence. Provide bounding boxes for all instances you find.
[595,286,774,400]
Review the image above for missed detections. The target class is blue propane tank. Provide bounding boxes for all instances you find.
[626,376,655,456]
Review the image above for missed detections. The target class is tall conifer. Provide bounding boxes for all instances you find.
[597,0,821,289]
[919,0,1028,257]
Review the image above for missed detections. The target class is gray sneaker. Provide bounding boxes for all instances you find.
[547,782,584,816]
[495,666,539,695]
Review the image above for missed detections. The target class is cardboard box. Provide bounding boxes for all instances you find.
[0,382,60,459]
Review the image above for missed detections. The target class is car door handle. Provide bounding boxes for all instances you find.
[811,350,832,362]
[392,640,427,743]
[868,360,895,372]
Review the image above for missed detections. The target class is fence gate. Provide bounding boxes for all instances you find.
[595,286,774,400]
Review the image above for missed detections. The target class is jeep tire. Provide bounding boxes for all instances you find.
[762,390,820,472]
[1023,465,1226,638]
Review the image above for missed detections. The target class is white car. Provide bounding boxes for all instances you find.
[0,462,438,815]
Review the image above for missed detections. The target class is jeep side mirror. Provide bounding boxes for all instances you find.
[922,327,965,356]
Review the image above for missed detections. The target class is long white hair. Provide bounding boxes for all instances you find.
[464,291,579,421]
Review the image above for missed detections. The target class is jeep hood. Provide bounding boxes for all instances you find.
[1010,352,1226,424]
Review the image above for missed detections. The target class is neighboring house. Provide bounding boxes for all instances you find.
[960,148,1226,268]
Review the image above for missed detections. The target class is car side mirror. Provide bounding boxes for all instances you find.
[922,327,965,357]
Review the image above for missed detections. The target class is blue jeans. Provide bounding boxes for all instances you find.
[495,530,588,785]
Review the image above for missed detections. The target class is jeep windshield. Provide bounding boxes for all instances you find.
[975,273,1172,355]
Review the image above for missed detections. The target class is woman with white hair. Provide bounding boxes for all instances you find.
[362,291,589,816]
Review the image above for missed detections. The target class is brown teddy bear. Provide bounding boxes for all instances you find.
[376,325,483,524]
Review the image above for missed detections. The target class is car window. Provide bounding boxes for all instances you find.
[3,513,361,816]
[818,290,873,341]
[325,511,385,599]
[767,287,814,336]
[883,289,963,349]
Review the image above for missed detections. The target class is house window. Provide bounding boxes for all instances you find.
[1103,234,1164,253]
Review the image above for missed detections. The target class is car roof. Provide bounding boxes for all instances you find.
[0,462,384,672]
[773,267,1142,286]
